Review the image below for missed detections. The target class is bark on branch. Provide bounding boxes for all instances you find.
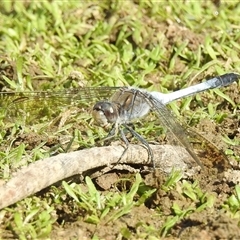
[0,144,191,209]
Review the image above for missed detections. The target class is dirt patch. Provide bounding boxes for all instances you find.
[44,161,240,240]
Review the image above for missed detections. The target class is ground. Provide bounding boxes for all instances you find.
[0,1,240,239]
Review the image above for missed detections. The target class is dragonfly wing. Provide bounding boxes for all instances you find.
[0,87,121,120]
[186,127,233,173]
[138,90,204,169]
[0,86,120,103]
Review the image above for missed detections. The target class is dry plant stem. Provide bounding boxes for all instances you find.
[0,144,190,209]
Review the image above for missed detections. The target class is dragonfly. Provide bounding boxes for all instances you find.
[0,72,239,170]
[92,72,239,169]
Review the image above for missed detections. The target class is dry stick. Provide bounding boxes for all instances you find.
[0,144,191,209]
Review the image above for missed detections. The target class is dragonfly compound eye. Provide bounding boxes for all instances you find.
[92,101,119,127]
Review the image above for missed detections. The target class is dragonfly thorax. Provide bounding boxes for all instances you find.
[92,101,120,128]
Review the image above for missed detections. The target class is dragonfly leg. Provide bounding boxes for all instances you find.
[113,127,130,166]
[123,124,155,169]
[98,123,119,146]
[101,122,154,170]
[99,123,130,165]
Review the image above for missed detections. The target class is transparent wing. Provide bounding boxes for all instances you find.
[186,128,231,172]
[0,87,120,122]
[0,86,121,105]
[0,87,121,158]
[136,90,204,168]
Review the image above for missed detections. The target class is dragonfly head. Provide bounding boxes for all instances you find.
[92,101,119,128]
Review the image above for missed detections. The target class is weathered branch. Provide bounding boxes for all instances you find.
[0,144,191,209]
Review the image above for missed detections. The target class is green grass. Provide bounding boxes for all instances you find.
[0,1,240,239]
